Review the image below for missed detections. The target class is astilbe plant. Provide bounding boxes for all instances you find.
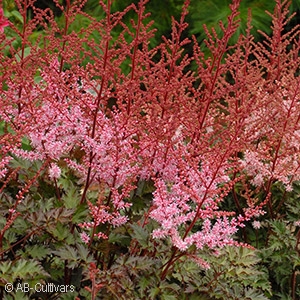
[0,0,299,298]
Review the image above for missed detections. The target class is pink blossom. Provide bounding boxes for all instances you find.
[80,232,90,244]
[0,9,8,33]
[0,156,11,178]
[95,232,108,239]
[252,221,261,230]
[294,221,300,227]
[8,208,16,214]
[191,256,210,270]
[1,0,298,265]
[49,163,61,180]
[0,167,8,179]
[110,214,128,227]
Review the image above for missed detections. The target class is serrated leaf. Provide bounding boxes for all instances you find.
[72,204,89,223]
[52,246,80,269]
[76,243,91,263]
[129,224,149,248]
[109,232,131,246]
[62,184,80,209]
[244,288,269,300]
[53,207,74,221]
[3,231,18,245]
[149,287,160,299]
[52,222,70,241]
[0,261,12,274]
[11,259,49,281]
[10,291,30,300]
[138,276,150,292]
[24,245,50,259]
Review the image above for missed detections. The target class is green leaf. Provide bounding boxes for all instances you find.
[2,259,49,282]
[109,232,131,246]
[0,121,5,135]
[8,10,23,24]
[244,288,269,300]
[72,203,89,223]
[24,245,50,259]
[149,287,160,299]
[53,246,80,269]
[52,222,70,241]
[12,260,33,279]
[15,47,31,62]
[0,261,12,275]
[161,295,178,300]
[129,224,149,248]
[76,243,92,263]
[21,137,32,151]
[138,276,150,293]
[9,291,30,300]
[61,184,81,209]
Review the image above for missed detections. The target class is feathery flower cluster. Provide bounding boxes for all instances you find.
[0,0,299,253]
[48,163,61,180]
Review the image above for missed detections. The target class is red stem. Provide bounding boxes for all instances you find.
[80,1,112,205]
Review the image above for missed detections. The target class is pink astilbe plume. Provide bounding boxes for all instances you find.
[0,0,299,281]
